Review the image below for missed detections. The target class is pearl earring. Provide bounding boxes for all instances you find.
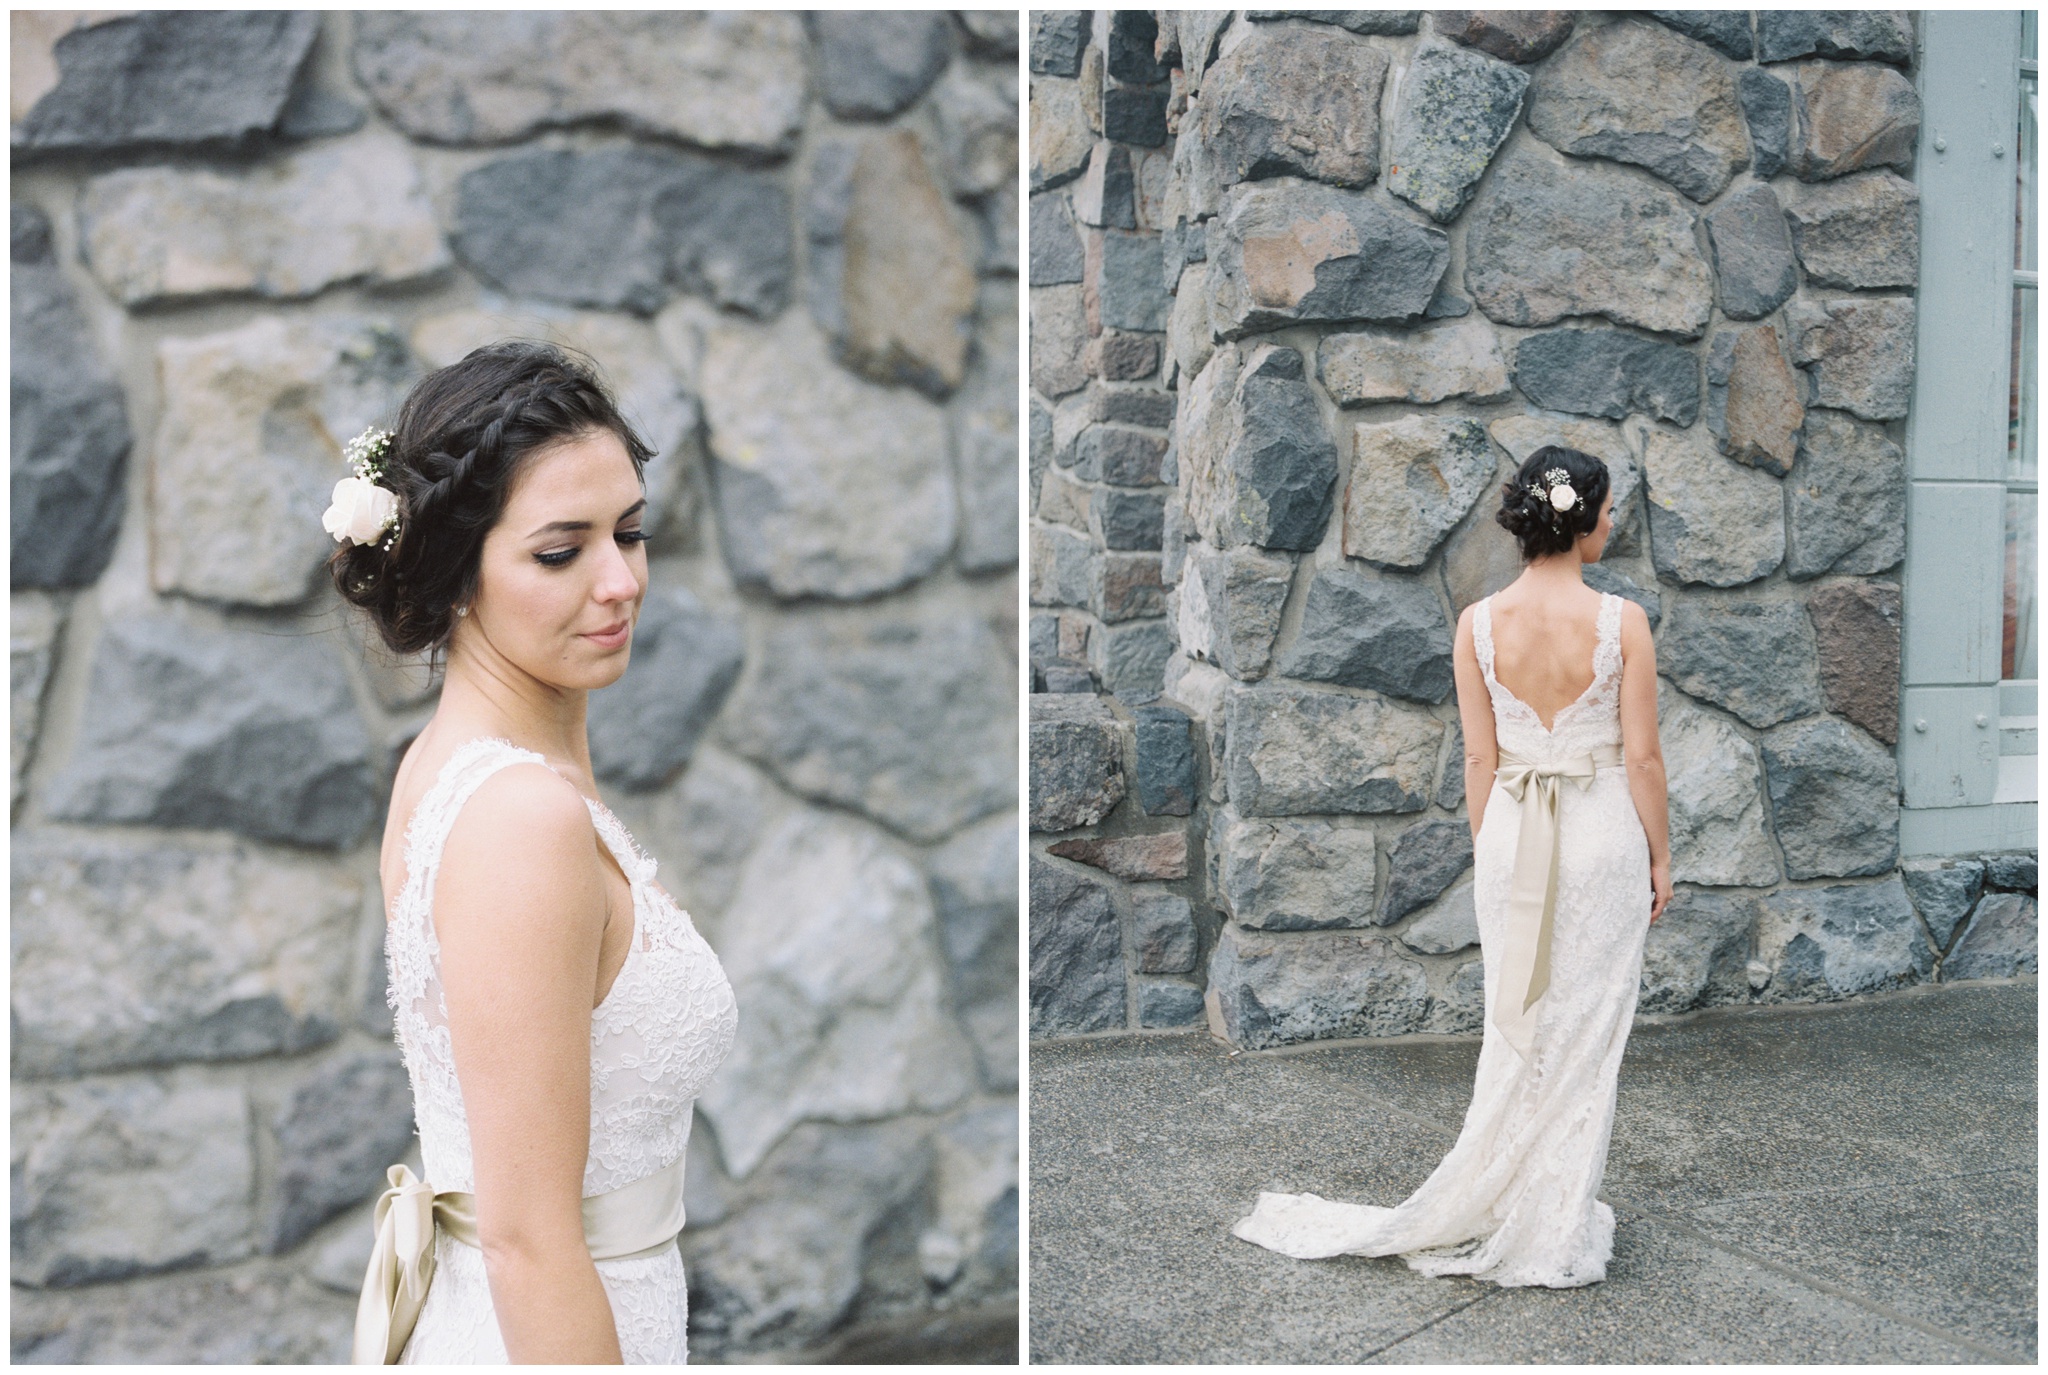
[456,605,469,618]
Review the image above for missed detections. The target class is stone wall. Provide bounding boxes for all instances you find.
[1027,9,2037,1047]
[12,11,1018,1362]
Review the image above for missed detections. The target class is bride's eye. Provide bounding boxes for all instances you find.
[617,529,650,548]
[535,546,578,567]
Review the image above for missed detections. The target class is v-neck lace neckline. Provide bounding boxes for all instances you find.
[1479,592,1615,736]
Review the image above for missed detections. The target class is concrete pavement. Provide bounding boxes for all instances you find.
[1028,979,2036,1364]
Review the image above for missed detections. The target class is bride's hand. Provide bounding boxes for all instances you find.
[1649,860,1672,924]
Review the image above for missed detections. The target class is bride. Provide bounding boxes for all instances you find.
[1232,445,1673,1288]
[325,341,737,1362]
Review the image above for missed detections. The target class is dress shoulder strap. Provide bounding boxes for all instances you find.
[1474,594,1497,678]
[1594,592,1625,682]
[397,737,558,925]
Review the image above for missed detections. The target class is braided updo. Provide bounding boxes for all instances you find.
[1494,445,1611,563]
[329,340,653,657]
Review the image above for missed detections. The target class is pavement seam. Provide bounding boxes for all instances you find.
[1353,1286,1501,1362]
[1220,1053,2032,1366]
[1599,1196,2030,1366]
[1678,1162,2034,1211]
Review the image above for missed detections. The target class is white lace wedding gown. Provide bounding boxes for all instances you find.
[385,736,739,1361]
[1232,589,1652,1288]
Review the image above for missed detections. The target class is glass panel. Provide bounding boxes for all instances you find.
[2007,490,2038,680]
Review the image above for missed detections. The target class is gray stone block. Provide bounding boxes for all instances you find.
[1091,618,1175,701]
[1211,806,1378,930]
[1638,888,1757,1013]
[1107,10,1167,84]
[1246,11,1421,35]
[44,614,376,849]
[1380,818,1474,924]
[1137,977,1206,1028]
[1030,191,1085,285]
[1526,18,1751,202]
[1030,858,1125,1035]
[266,1050,414,1253]
[1278,569,1455,703]
[1399,874,1478,956]
[1784,171,1920,291]
[589,587,744,792]
[1133,704,1197,817]
[1703,184,1800,322]
[928,811,1020,1090]
[1029,694,1129,832]
[1942,894,2039,981]
[1175,345,1333,554]
[810,11,950,118]
[13,1075,257,1286]
[1739,68,1793,180]
[1786,409,1906,579]
[1759,715,1901,880]
[1422,956,1487,1033]
[455,146,791,318]
[1465,145,1713,339]
[1636,423,1785,588]
[1099,231,1169,332]
[1983,852,2038,893]
[11,204,132,590]
[352,12,807,151]
[1386,40,1529,223]
[1785,295,1916,422]
[1900,858,1986,950]
[1342,415,1495,570]
[1657,598,1825,730]
[1094,488,1165,551]
[11,831,359,1077]
[1132,891,1198,973]
[1210,181,1448,337]
[1317,317,1511,406]
[1029,11,1091,77]
[1512,328,1700,426]
[1209,926,1429,1049]
[1072,142,1136,229]
[1191,23,1387,191]
[14,11,317,154]
[1102,86,1168,147]
[1649,10,1754,59]
[728,607,1013,845]
[1176,545,1293,680]
[1754,876,1930,1002]
[1657,679,1782,888]
[1757,10,1914,64]
[1225,687,1442,816]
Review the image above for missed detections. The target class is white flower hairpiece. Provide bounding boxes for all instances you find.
[1541,465,1578,514]
[324,426,400,550]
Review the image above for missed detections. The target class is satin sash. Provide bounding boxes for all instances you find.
[350,1154,687,1364]
[1489,741,1625,1063]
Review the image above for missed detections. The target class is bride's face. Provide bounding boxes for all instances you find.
[459,428,649,691]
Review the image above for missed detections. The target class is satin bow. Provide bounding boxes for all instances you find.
[1489,743,1623,1063]
[351,1164,459,1365]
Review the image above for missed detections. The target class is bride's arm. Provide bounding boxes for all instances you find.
[436,764,624,1363]
[1615,601,1673,921]
[1452,604,1499,843]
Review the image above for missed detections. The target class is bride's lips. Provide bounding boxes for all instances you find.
[581,620,631,650]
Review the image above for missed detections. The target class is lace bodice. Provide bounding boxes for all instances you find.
[384,735,739,1198]
[1475,591,1626,764]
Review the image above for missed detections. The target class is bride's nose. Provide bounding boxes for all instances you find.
[591,541,643,605]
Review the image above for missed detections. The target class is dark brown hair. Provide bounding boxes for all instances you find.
[329,340,652,656]
[1494,445,1611,563]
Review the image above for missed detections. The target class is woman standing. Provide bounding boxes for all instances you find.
[1232,445,1673,1288]
[328,341,737,1361]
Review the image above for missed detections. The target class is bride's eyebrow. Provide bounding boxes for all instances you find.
[526,498,648,539]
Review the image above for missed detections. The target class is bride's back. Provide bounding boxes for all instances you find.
[1481,583,1609,726]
